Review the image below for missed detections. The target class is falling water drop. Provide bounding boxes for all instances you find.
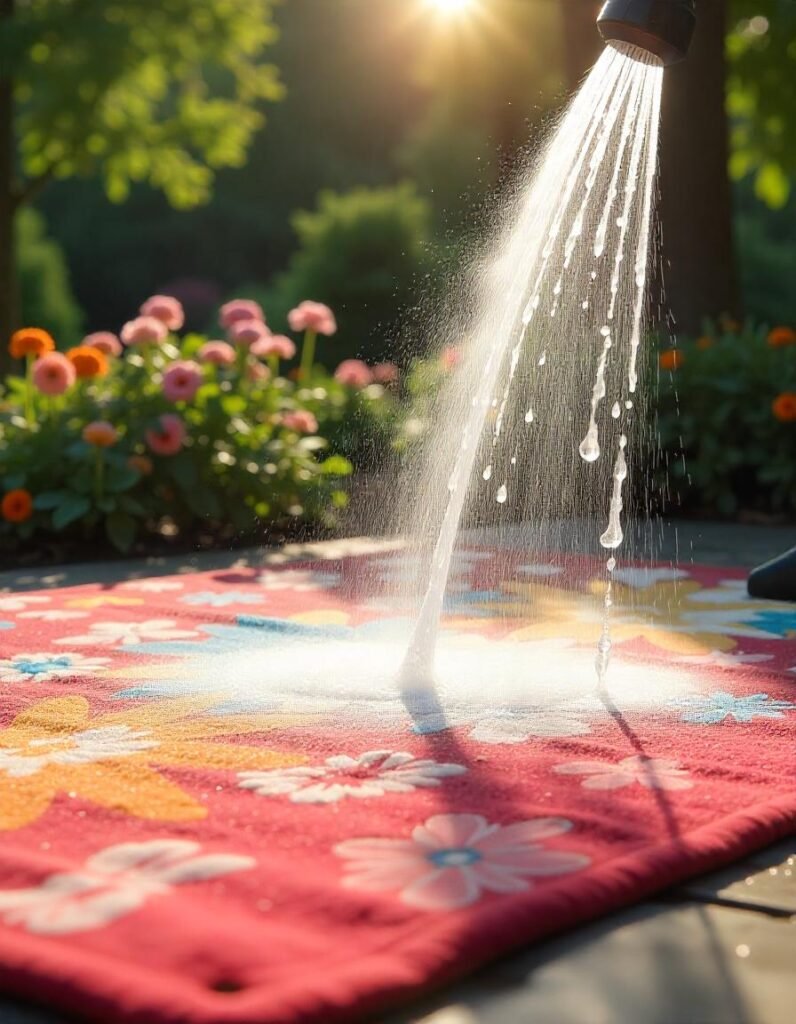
[590,270,597,280]
[581,300,589,309]
[482,464,492,481]
[538,351,547,366]
[607,556,616,572]
[496,483,508,504]
[599,435,628,549]
[611,401,621,418]
[625,400,633,409]
[524,408,534,424]
[579,422,600,462]
[510,456,517,466]
[600,325,611,337]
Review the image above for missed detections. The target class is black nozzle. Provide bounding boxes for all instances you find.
[597,0,696,66]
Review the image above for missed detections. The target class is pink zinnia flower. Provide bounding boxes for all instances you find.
[334,359,373,389]
[228,318,270,348]
[120,316,168,347]
[162,360,203,402]
[31,352,76,396]
[82,421,118,448]
[197,341,236,367]
[82,332,122,357]
[146,414,186,456]
[251,334,296,360]
[140,295,184,331]
[335,813,589,911]
[247,362,271,383]
[372,362,399,384]
[288,300,337,336]
[440,345,461,371]
[220,299,264,330]
[280,410,318,434]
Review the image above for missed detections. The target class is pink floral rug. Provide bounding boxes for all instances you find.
[0,549,794,1023]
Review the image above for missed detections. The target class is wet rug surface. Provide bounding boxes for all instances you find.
[0,550,794,1024]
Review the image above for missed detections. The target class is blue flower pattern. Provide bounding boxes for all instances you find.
[672,690,795,725]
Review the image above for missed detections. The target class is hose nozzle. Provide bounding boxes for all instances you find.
[597,0,696,66]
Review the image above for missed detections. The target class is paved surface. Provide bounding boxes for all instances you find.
[1,522,794,1024]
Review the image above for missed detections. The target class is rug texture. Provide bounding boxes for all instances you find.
[0,549,794,1024]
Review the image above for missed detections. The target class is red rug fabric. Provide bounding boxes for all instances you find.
[0,549,794,1023]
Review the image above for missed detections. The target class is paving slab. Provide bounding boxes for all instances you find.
[386,899,795,1024]
[680,840,796,916]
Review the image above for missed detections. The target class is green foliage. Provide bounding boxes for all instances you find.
[734,179,796,325]
[656,322,796,519]
[7,0,283,209]
[16,207,83,343]
[265,185,438,363]
[0,310,383,554]
[727,1,796,207]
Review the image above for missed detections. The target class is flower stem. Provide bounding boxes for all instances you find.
[25,354,35,425]
[94,449,105,504]
[300,329,317,380]
[268,355,279,379]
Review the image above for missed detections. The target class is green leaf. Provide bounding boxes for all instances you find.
[320,455,353,477]
[754,162,790,209]
[52,494,91,530]
[33,490,68,510]
[3,473,25,490]
[106,466,140,493]
[169,454,199,489]
[105,510,137,552]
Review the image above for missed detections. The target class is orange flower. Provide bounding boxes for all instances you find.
[66,345,108,378]
[1,489,34,523]
[9,328,55,359]
[82,421,118,447]
[659,350,684,371]
[128,454,154,476]
[767,326,796,348]
[696,336,713,351]
[772,393,796,423]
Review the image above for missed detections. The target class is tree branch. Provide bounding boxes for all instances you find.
[13,168,56,208]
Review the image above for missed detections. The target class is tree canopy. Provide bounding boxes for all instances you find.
[727,0,796,207]
[3,0,283,209]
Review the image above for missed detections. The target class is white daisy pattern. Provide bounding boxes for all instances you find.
[0,653,111,684]
[0,595,51,613]
[256,569,341,592]
[239,750,467,804]
[335,814,590,911]
[54,619,199,647]
[0,724,158,778]
[120,579,185,593]
[17,609,90,622]
[466,705,592,743]
[554,755,693,791]
[0,840,255,934]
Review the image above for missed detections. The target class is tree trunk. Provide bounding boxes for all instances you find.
[0,0,18,371]
[658,0,740,332]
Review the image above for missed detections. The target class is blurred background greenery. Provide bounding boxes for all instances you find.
[3,0,792,355]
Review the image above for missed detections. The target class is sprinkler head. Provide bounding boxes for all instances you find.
[597,0,696,66]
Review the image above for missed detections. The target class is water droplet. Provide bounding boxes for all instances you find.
[524,408,534,424]
[579,423,600,463]
[510,456,517,466]
[611,401,621,419]
[607,557,616,572]
[496,484,508,504]
[538,351,547,366]
[491,398,498,408]
[625,400,633,409]
[581,300,589,310]
[590,270,597,280]
[482,464,492,481]
[735,945,750,959]
[600,325,611,337]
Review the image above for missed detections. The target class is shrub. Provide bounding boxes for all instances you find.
[655,321,796,518]
[17,208,84,345]
[263,184,439,363]
[0,298,381,555]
